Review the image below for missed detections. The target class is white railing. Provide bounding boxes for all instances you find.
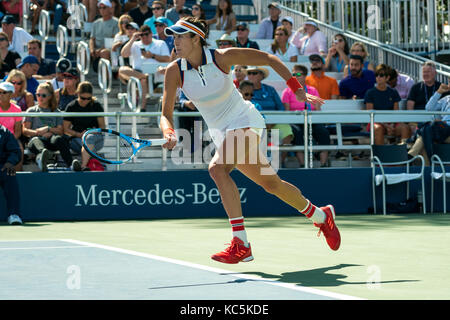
[3,110,449,171]
[76,41,90,83]
[38,10,51,58]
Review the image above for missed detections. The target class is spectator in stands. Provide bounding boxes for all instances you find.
[123,0,138,13]
[51,58,72,91]
[386,67,414,100]
[216,33,235,49]
[235,22,259,50]
[305,54,340,100]
[82,0,99,23]
[407,61,441,111]
[291,20,327,57]
[178,7,192,19]
[165,0,188,24]
[23,82,81,172]
[112,15,135,68]
[266,26,297,62]
[27,39,56,80]
[0,15,33,59]
[339,55,375,100]
[144,1,173,35]
[0,0,22,25]
[233,65,247,88]
[120,24,171,112]
[128,0,153,27]
[408,83,450,165]
[6,69,34,111]
[281,16,294,43]
[0,82,22,170]
[191,3,206,21]
[282,64,330,167]
[343,42,374,78]
[55,68,79,111]
[256,2,281,39]
[30,0,63,35]
[325,33,349,73]
[153,17,175,52]
[111,0,122,18]
[238,80,257,105]
[206,0,236,35]
[247,65,294,151]
[63,81,106,171]
[0,123,23,225]
[16,55,40,98]
[0,31,21,78]
[364,64,410,145]
[90,0,120,72]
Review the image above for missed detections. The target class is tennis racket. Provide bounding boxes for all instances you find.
[82,128,167,164]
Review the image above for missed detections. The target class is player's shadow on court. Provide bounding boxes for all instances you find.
[243,264,419,287]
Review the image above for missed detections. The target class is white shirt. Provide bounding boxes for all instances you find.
[130,39,170,71]
[0,27,34,59]
[266,43,298,62]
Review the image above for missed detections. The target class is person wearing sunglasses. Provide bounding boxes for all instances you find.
[0,81,23,171]
[206,0,237,34]
[325,34,349,73]
[266,26,298,62]
[144,1,173,35]
[63,81,106,171]
[6,69,35,112]
[120,24,171,112]
[23,82,81,172]
[0,31,21,78]
[364,64,410,145]
[282,65,331,167]
[89,0,119,73]
[161,18,337,265]
[55,68,80,111]
[153,17,175,53]
[166,0,189,24]
[235,22,259,50]
[191,4,206,20]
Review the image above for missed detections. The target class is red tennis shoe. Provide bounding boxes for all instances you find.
[314,205,341,251]
[211,237,254,264]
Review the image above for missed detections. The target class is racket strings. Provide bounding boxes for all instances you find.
[85,132,134,161]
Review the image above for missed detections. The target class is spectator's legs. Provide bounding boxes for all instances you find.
[395,123,411,143]
[118,66,149,111]
[15,140,24,172]
[374,123,385,145]
[27,136,46,155]
[49,135,73,167]
[31,5,42,33]
[0,171,21,218]
[408,136,430,165]
[82,0,98,22]
[312,124,331,166]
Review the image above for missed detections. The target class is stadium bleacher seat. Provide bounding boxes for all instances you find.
[232,0,258,23]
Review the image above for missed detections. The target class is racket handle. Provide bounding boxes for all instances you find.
[151,138,167,146]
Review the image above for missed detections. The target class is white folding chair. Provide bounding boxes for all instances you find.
[430,144,450,213]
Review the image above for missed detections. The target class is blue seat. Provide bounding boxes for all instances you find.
[232,0,258,23]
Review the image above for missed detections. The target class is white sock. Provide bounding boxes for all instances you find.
[229,216,249,247]
[299,200,326,224]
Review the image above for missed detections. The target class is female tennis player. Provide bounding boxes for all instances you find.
[160,17,340,264]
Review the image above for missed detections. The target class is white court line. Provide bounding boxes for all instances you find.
[61,239,364,300]
[0,246,88,251]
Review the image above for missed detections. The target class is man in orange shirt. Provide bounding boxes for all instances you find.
[305,54,340,100]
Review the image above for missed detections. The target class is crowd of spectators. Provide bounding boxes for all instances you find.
[0,1,448,175]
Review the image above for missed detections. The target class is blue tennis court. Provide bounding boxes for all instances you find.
[0,240,360,300]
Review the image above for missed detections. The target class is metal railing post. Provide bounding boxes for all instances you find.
[98,58,112,116]
[38,10,51,59]
[76,41,90,83]
[127,77,142,162]
[56,25,69,59]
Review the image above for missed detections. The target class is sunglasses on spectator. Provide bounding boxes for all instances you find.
[140,32,151,36]
[152,7,163,10]
[247,71,260,76]
[275,33,286,36]
[0,37,8,42]
[219,42,232,46]
[155,23,165,27]
[79,95,92,101]
[243,93,253,97]
[192,7,200,11]
[11,81,22,85]
[292,72,306,77]
[0,91,9,95]
[120,21,130,25]
[98,6,108,10]
[237,28,247,31]
[334,38,344,42]
[36,93,49,98]
[376,73,386,77]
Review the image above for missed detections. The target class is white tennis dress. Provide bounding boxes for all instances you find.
[177,47,266,148]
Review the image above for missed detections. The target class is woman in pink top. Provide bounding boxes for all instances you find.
[0,82,23,170]
[281,65,331,167]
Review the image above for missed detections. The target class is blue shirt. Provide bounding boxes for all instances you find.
[364,86,401,110]
[426,92,450,125]
[252,83,284,111]
[153,35,174,53]
[339,69,376,99]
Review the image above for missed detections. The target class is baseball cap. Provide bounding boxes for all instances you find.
[309,54,325,64]
[268,2,281,9]
[304,20,318,28]
[98,0,112,8]
[17,55,39,69]
[1,15,16,25]
[0,82,15,93]
[237,22,248,30]
[126,22,139,30]
[56,58,72,73]
[282,16,294,25]
[154,17,171,26]
[64,68,79,78]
